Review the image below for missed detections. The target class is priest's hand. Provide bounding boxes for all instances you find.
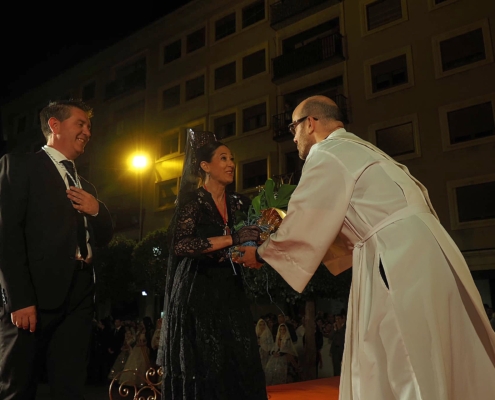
[237,246,263,270]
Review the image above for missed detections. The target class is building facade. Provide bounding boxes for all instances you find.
[1,0,494,306]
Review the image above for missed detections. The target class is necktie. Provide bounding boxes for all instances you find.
[60,160,88,259]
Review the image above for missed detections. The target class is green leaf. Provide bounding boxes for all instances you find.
[273,184,297,209]
[264,179,276,208]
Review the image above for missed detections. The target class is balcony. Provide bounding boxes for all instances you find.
[272,94,349,142]
[270,0,342,30]
[272,33,345,83]
[105,69,146,101]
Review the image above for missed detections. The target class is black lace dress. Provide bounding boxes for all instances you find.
[161,187,268,400]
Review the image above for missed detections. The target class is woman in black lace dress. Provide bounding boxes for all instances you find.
[159,131,268,400]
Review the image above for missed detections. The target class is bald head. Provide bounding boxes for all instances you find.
[299,96,343,122]
[293,95,345,143]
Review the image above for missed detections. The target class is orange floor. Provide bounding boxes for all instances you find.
[267,377,340,400]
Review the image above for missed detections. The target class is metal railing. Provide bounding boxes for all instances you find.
[272,33,344,82]
[105,69,146,101]
[270,0,342,28]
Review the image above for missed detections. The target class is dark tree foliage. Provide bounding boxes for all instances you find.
[131,228,168,296]
[93,235,137,303]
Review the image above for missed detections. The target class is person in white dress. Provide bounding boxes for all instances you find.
[264,323,299,385]
[119,328,151,387]
[108,327,136,380]
[256,318,274,371]
[239,95,495,400]
[294,316,305,361]
[318,322,334,378]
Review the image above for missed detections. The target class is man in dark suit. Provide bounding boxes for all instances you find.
[0,99,113,399]
[106,317,126,377]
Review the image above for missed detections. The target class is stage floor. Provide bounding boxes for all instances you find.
[267,377,340,400]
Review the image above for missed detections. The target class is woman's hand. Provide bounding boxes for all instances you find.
[231,225,261,245]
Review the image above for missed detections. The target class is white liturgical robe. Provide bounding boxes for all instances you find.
[258,128,495,400]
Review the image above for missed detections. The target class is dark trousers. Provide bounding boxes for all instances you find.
[0,266,94,400]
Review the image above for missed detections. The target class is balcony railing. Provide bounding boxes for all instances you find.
[272,33,345,82]
[272,94,349,142]
[270,0,342,29]
[105,69,146,101]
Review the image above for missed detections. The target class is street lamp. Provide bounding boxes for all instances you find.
[131,154,149,241]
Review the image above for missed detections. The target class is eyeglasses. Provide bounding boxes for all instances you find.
[288,116,318,135]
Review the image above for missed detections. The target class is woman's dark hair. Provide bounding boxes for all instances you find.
[195,141,226,182]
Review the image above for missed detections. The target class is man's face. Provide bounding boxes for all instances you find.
[50,106,91,160]
[115,319,122,328]
[292,105,315,160]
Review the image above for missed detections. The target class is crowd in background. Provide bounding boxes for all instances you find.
[255,310,347,386]
[86,309,348,388]
[86,304,495,389]
[87,316,162,386]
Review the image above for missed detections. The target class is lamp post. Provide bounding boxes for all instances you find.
[132,154,148,241]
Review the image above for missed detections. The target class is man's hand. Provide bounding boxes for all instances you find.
[237,246,263,270]
[67,186,99,215]
[11,305,37,332]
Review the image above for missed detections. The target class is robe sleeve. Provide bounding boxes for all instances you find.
[257,145,354,293]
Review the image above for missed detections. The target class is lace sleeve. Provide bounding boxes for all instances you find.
[173,199,212,256]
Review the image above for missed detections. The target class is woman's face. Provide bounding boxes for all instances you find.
[279,325,287,335]
[259,320,266,330]
[201,145,235,186]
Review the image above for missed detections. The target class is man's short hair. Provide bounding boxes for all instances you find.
[40,99,93,139]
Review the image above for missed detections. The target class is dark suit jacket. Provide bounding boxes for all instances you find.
[0,151,113,312]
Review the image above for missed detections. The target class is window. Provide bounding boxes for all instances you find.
[114,101,145,137]
[214,62,236,90]
[447,103,494,144]
[157,179,178,209]
[243,102,266,132]
[429,0,459,9]
[214,113,236,140]
[187,27,206,53]
[162,85,181,109]
[243,159,267,189]
[457,182,495,223]
[376,122,414,157]
[285,151,304,185]
[369,114,420,161]
[105,57,146,100]
[432,20,493,78]
[242,1,265,28]
[448,175,495,229]
[365,46,414,99]
[16,115,26,134]
[242,49,265,79]
[371,55,407,92]
[115,58,145,79]
[439,93,495,151]
[363,0,407,34]
[82,81,96,101]
[34,106,43,127]
[164,40,181,64]
[159,132,179,158]
[215,13,236,41]
[185,75,205,101]
[441,29,485,72]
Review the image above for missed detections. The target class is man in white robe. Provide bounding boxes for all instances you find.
[238,95,495,400]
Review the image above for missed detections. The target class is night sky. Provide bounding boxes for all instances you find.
[0,0,193,106]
